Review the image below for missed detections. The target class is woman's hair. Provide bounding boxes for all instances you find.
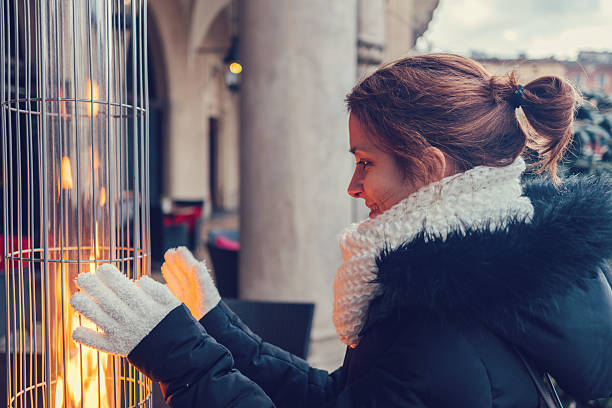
[346,53,581,184]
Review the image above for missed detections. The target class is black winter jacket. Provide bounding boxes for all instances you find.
[128,176,612,407]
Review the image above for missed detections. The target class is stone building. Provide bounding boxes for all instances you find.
[475,51,612,94]
[566,51,612,94]
[476,55,567,84]
[144,0,439,369]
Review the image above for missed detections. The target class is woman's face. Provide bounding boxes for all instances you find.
[347,114,423,219]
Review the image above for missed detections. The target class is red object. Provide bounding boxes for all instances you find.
[0,235,31,272]
[163,206,203,231]
[214,235,240,251]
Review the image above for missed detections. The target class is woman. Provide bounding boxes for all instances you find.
[71,54,612,407]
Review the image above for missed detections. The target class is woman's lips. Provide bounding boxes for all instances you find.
[367,203,380,218]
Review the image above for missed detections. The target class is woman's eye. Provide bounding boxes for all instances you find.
[357,160,370,168]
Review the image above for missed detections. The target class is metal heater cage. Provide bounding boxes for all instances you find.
[1,0,151,407]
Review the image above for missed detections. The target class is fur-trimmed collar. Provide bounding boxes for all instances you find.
[334,158,533,346]
[369,175,612,327]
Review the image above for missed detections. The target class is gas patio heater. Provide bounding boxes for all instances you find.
[2,0,151,407]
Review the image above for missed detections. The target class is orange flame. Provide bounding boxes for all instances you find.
[53,224,115,407]
[53,306,112,408]
[100,187,107,207]
[86,80,100,118]
[88,222,101,273]
[92,147,100,170]
[61,157,74,190]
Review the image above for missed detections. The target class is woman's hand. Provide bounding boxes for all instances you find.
[161,246,221,320]
[70,264,181,356]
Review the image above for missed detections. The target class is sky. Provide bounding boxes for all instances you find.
[416,0,612,60]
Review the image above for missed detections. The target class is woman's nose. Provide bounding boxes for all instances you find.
[347,171,362,198]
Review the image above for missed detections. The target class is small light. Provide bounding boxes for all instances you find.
[223,37,241,91]
[229,62,242,74]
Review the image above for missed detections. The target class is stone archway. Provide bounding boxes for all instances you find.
[147,0,228,203]
[188,0,232,59]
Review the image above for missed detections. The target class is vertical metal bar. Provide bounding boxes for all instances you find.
[18,2,32,401]
[24,0,38,405]
[107,2,119,405]
[116,3,125,404]
[22,0,30,404]
[110,3,118,403]
[1,0,10,404]
[137,0,144,279]
[143,0,150,282]
[87,0,96,267]
[120,0,127,282]
[106,0,115,267]
[132,0,140,286]
[125,0,130,287]
[54,0,70,406]
[33,0,48,403]
[85,1,104,406]
[104,0,113,405]
[39,0,54,404]
[33,2,47,406]
[137,0,145,282]
[13,1,28,405]
[5,1,18,405]
[120,3,130,405]
[131,1,138,402]
[71,0,84,404]
[71,0,81,300]
[1,2,8,404]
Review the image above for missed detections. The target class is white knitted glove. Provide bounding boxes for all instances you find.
[161,246,221,320]
[70,264,181,356]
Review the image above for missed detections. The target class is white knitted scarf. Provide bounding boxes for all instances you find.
[333,157,535,347]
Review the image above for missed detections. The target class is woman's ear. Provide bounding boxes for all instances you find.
[424,147,453,182]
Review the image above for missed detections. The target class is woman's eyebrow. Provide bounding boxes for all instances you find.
[349,147,369,154]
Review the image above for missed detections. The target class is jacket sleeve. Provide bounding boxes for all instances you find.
[128,304,275,407]
[141,302,432,407]
[199,301,344,407]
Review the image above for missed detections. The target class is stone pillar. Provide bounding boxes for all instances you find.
[384,0,416,60]
[239,0,356,369]
[357,0,386,77]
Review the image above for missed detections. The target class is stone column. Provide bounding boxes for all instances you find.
[357,0,386,77]
[239,0,356,369]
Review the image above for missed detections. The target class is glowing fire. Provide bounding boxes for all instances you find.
[86,80,100,118]
[100,187,107,207]
[53,284,113,408]
[88,222,101,274]
[92,147,100,170]
[53,222,115,406]
[61,156,74,190]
